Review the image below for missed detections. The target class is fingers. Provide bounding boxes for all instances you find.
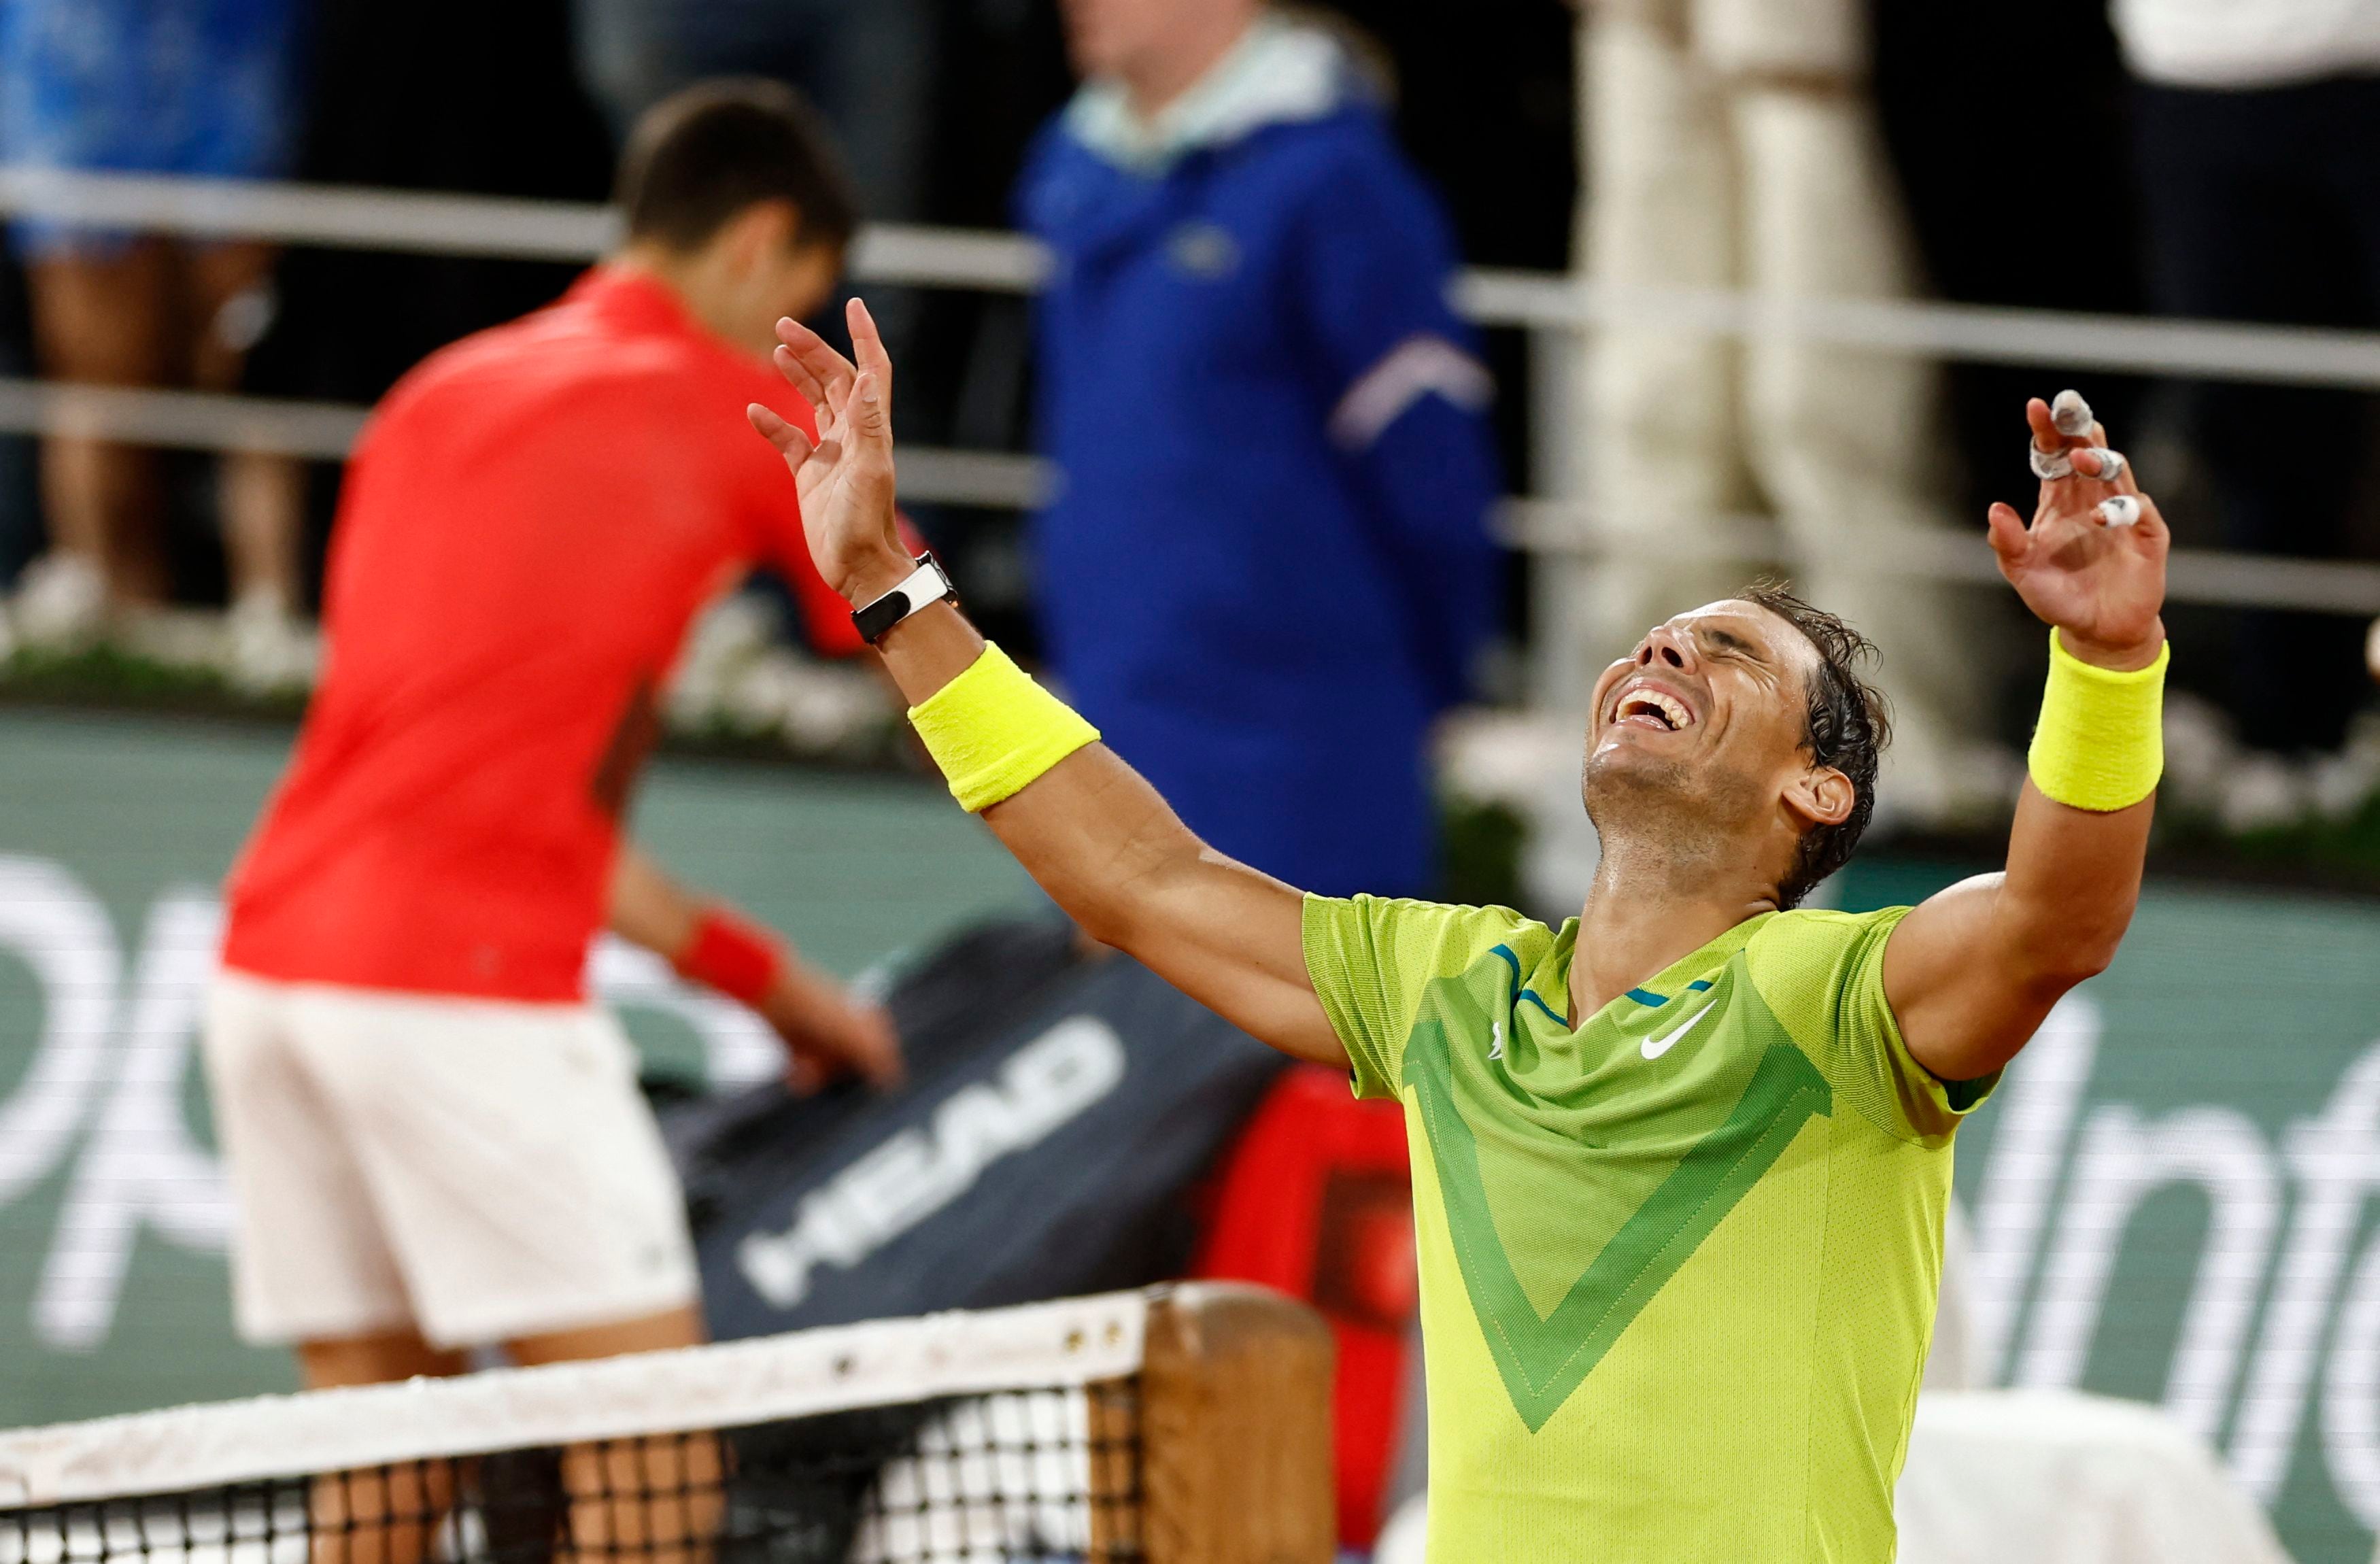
[2026,390,2143,499]
[1986,500,2029,564]
[2050,388,2094,439]
[770,342,826,407]
[785,1052,822,1097]
[747,402,814,463]
[2094,495,2141,528]
[787,1006,904,1094]
[2073,446,2126,484]
[847,296,894,399]
[849,370,887,443]
[851,1004,905,1089]
[772,316,855,403]
[2026,397,2062,452]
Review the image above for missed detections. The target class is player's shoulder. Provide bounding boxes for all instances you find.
[373,294,751,443]
[1742,905,1914,1010]
[1752,904,1912,949]
[1304,892,1550,983]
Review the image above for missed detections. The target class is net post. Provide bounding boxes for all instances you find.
[1138,1282,1335,1564]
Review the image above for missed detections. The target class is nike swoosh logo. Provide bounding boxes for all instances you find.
[1489,1018,1504,1061]
[1642,1004,1715,1060]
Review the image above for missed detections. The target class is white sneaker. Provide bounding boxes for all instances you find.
[224,588,319,694]
[10,552,106,650]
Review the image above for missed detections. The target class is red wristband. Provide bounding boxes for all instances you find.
[673,908,783,1008]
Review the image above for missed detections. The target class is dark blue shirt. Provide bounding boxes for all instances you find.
[1017,80,1502,898]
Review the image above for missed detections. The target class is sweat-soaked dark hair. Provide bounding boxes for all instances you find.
[617,79,860,254]
[1737,581,1892,908]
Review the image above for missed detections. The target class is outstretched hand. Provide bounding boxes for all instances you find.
[749,298,912,605]
[1986,393,2168,670]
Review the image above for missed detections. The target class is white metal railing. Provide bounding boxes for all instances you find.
[1,167,2376,613]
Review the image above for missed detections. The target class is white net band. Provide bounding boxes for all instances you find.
[0,1291,1146,1509]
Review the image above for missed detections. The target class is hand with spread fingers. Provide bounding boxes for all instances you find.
[1987,390,2169,671]
[747,298,914,607]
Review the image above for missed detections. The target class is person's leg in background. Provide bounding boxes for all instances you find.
[296,1310,719,1564]
[0,0,171,641]
[2133,80,2373,752]
[0,252,48,617]
[511,1308,722,1564]
[299,1330,472,1564]
[181,0,314,687]
[186,238,313,689]
[18,239,173,636]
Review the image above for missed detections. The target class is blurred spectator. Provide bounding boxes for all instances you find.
[0,0,311,686]
[2114,0,2380,751]
[571,0,935,224]
[1016,0,1501,899]
[1578,0,1992,826]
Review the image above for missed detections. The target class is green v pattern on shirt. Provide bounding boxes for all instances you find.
[1402,970,1834,1432]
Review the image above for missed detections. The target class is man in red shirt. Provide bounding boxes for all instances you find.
[204,80,899,1438]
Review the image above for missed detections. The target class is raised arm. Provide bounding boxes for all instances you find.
[747,301,1344,1067]
[1884,394,2169,1082]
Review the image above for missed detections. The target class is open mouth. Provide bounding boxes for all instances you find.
[1612,685,1695,733]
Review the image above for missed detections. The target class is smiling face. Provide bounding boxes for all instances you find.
[1582,599,1858,900]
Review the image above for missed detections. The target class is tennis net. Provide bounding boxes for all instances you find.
[0,1285,1333,1564]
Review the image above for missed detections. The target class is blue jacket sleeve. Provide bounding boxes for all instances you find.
[1289,135,1504,714]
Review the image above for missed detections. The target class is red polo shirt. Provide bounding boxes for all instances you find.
[220,267,857,1002]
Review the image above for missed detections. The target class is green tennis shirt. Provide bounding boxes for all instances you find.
[1302,896,1994,1563]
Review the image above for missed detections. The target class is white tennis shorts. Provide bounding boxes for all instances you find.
[203,970,700,1348]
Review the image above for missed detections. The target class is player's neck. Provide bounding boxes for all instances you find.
[1569,842,1778,1025]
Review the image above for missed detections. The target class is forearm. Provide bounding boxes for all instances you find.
[1995,777,2149,987]
[866,594,1338,1061]
[754,303,1338,1064]
[862,585,1221,942]
[1890,619,2163,1077]
[607,843,702,959]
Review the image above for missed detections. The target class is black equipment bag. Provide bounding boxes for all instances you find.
[666,916,1289,1341]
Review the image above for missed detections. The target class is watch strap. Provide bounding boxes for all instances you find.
[851,552,957,645]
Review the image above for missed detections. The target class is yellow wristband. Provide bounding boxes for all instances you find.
[2026,628,2169,812]
[907,643,1101,813]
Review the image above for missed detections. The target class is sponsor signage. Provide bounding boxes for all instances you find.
[3,715,2380,1561]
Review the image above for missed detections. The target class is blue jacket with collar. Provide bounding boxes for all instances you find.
[1015,88,1501,900]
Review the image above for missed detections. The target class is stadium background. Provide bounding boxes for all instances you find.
[0,2,2377,1563]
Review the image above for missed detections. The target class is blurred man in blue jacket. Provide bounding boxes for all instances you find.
[1017,0,1502,900]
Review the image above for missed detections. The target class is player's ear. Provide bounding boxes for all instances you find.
[1782,764,1856,831]
[719,199,798,273]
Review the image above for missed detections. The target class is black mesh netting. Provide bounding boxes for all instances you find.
[0,1383,1141,1564]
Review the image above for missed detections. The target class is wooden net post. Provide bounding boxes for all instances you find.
[1138,1282,1336,1564]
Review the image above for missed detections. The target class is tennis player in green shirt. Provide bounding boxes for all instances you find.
[749,305,2169,1561]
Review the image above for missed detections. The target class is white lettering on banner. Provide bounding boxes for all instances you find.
[2232,1042,2380,1500]
[0,857,122,1206]
[0,855,785,1350]
[1967,994,2101,1380]
[738,1017,1130,1310]
[2322,1227,2380,1530]
[2018,1103,2281,1444]
[35,894,233,1349]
